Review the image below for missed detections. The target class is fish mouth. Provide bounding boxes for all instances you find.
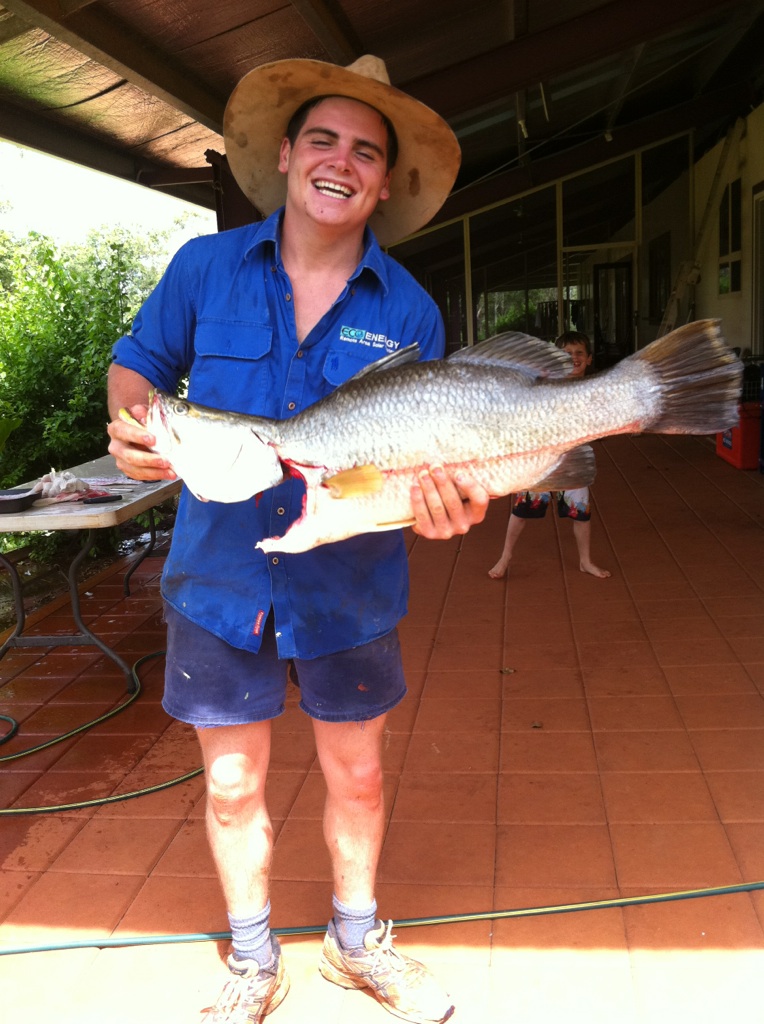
[313,179,354,200]
[148,390,173,439]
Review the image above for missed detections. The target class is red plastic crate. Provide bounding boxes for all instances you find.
[716,402,762,469]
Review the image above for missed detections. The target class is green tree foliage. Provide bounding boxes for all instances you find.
[0,225,171,488]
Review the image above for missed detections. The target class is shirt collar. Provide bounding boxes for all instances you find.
[244,208,390,296]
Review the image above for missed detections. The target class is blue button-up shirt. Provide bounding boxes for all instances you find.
[112,210,445,658]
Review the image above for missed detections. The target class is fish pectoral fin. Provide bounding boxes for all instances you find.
[534,445,596,491]
[323,464,384,498]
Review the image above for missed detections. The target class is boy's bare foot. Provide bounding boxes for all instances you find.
[580,560,611,579]
[488,558,510,579]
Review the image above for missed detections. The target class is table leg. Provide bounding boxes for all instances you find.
[0,531,136,692]
[122,507,157,597]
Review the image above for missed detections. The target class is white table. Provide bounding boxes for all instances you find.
[0,455,180,690]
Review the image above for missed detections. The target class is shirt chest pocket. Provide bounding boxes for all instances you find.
[321,347,390,396]
[190,321,274,412]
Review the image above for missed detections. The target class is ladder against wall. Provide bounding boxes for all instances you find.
[656,260,701,338]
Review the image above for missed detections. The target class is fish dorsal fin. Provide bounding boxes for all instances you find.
[448,332,573,379]
[345,343,422,382]
[323,464,384,498]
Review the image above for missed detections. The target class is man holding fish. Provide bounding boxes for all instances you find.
[107,55,488,1024]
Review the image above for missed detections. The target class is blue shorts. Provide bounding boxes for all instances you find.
[162,603,407,727]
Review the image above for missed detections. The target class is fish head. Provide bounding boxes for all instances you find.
[146,390,285,503]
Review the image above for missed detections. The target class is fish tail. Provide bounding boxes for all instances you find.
[633,320,742,434]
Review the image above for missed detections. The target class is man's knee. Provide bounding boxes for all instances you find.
[329,755,384,808]
[206,755,264,823]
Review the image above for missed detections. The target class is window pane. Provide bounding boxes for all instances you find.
[469,187,557,341]
[389,222,466,354]
[719,263,730,294]
[731,258,741,292]
[563,158,635,246]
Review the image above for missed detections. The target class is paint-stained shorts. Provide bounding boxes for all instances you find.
[512,488,592,522]
[162,603,407,727]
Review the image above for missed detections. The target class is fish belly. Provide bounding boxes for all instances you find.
[256,451,565,554]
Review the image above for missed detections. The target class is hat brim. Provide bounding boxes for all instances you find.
[223,59,461,247]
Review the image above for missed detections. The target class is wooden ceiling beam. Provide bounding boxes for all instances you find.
[1,0,226,132]
[402,0,745,118]
[433,82,750,224]
[0,100,216,209]
[290,0,363,65]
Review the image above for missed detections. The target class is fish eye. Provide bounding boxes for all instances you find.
[173,401,189,416]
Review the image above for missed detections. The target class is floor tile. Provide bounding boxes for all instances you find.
[689,729,764,770]
[593,730,700,771]
[379,821,496,886]
[491,885,628,949]
[0,814,87,872]
[675,692,764,729]
[494,824,616,888]
[500,732,598,773]
[412,696,501,733]
[704,771,764,822]
[50,815,183,875]
[501,697,590,732]
[392,771,497,823]
[609,823,742,887]
[114,874,228,936]
[404,730,499,773]
[497,773,605,824]
[622,888,764,949]
[651,638,739,668]
[724,823,764,879]
[582,663,670,696]
[662,662,757,695]
[1,870,146,942]
[587,695,684,731]
[600,771,718,822]
[500,666,584,698]
[419,668,502,699]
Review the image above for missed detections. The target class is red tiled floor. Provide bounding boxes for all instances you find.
[0,435,763,1023]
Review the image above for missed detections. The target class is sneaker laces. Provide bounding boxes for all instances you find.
[204,959,277,1023]
[364,921,415,980]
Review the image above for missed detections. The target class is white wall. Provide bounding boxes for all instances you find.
[693,102,764,353]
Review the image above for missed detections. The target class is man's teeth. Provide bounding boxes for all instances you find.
[314,180,353,198]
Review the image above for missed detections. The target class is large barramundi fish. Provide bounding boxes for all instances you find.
[120,320,741,554]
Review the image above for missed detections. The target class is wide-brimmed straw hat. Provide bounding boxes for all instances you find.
[223,55,461,247]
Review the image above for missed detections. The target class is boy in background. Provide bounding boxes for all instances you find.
[488,330,611,581]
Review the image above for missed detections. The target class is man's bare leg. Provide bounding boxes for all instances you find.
[312,715,387,908]
[197,720,274,916]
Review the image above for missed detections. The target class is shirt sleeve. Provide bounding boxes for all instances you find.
[111,241,199,393]
[413,293,446,362]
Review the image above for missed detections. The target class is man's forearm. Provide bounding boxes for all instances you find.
[107,363,153,420]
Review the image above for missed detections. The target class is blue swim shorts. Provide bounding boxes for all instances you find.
[162,603,407,727]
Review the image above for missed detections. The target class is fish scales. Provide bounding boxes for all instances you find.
[129,320,742,554]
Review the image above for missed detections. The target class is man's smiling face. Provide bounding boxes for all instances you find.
[278,96,392,234]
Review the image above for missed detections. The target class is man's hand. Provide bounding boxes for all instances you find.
[410,465,490,540]
[106,405,175,482]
